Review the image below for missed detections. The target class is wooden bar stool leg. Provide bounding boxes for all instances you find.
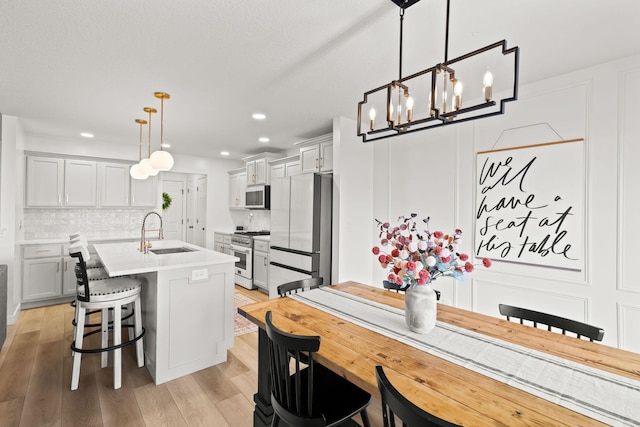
[101,308,109,368]
[134,298,144,367]
[113,303,122,389]
[71,305,86,391]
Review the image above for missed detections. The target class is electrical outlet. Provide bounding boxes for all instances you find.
[191,268,208,282]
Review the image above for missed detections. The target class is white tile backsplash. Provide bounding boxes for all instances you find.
[230,209,271,231]
[23,208,148,240]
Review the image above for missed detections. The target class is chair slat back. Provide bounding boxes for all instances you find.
[68,249,91,302]
[265,311,327,427]
[375,366,460,427]
[498,304,604,342]
[278,278,324,297]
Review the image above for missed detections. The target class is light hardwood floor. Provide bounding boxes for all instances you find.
[0,286,382,427]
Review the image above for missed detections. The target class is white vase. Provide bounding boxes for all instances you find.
[404,284,438,334]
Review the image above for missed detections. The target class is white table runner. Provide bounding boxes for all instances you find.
[290,287,640,426]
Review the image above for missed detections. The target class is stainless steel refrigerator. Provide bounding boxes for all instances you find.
[268,173,332,298]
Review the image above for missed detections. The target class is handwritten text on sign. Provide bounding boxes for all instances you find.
[474,140,584,270]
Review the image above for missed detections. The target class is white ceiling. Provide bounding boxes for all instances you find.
[2,0,640,160]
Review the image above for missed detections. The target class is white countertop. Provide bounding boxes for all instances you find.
[94,240,238,276]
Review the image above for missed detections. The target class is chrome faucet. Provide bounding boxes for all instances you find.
[140,211,163,252]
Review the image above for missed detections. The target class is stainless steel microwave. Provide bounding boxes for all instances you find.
[245,185,270,209]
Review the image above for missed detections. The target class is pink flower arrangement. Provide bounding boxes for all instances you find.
[372,213,492,288]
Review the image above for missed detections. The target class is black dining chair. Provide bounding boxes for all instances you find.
[375,366,460,427]
[383,280,441,301]
[278,277,324,297]
[265,311,372,427]
[498,304,605,342]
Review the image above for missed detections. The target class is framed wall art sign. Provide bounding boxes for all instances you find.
[474,138,584,270]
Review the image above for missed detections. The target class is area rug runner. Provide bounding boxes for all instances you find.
[234,293,258,336]
[290,287,640,427]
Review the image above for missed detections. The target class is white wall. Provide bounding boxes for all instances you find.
[334,53,640,352]
[1,116,21,322]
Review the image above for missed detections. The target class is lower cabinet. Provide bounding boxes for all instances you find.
[22,244,76,302]
[253,239,269,291]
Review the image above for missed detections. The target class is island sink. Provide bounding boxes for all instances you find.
[150,247,197,255]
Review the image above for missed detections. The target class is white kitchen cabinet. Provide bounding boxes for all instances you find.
[253,239,269,291]
[25,156,65,207]
[22,244,76,302]
[131,174,158,207]
[244,153,279,186]
[228,168,246,209]
[23,257,62,301]
[64,159,97,206]
[100,162,131,207]
[270,155,301,179]
[296,134,333,174]
[26,155,97,207]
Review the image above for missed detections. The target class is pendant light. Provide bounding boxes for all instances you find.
[130,118,149,180]
[138,107,159,176]
[149,92,174,171]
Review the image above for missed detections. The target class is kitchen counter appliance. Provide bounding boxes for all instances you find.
[231,230,270,289]
[269,174,332,298]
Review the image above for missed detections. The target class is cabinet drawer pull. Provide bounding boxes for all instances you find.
[56,263,60,273]
[35,249,51,253]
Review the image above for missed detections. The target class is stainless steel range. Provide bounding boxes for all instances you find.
[231,231,270,289]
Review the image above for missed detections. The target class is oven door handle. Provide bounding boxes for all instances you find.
[231,245,252,255]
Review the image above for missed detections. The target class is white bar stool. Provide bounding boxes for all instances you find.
[68,245,145,390]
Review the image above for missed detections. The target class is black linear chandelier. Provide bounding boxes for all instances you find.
[357,0,520,142]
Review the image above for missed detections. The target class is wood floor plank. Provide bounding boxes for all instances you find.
[218,350,251,380]
[216,393,254,426]
[228,370,258,404]
[0,397,24,427]
[15,307,45,335]
[166,375,231,427]
[96,363,145,426]
[61,354,103,426]
[38,304,66,344]
[134,383,187,427]
[0,323,17,370]
[19,340,64,427]
[0,332,38,401]
[228,337,258,374]
[192,364,241,404]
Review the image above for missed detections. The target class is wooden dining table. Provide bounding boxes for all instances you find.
[238,281,640,426]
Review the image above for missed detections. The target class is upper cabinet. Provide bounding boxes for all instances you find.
[244,153,279,186]
[229,168,247,209]
[64,159,97,206]
[295,133,333,174]
[100,163,131,207]
[130,175,158,207]
[26,154,158,209]
[270,155,301,179]
[26,156,96,207]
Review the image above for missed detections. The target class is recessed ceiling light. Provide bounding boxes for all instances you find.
[220,151,230,156]
[161,143,171,148]
[252,113,266,120]
[259,137,270,143]
[80,132,94,138]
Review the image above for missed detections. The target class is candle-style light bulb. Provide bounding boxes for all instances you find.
[483,67,493,101]
[389,102,394,124]
[453,80,463,110]
[369,107,376,131]
[406,96,414,122]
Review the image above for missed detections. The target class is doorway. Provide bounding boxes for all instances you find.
[162,172,207,245]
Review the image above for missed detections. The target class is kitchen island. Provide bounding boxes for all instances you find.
[94,240,238,384]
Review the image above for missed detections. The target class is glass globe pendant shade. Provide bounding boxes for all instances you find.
[138,158,158,176]
[130,163,148,180]
[150,150,174,171]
